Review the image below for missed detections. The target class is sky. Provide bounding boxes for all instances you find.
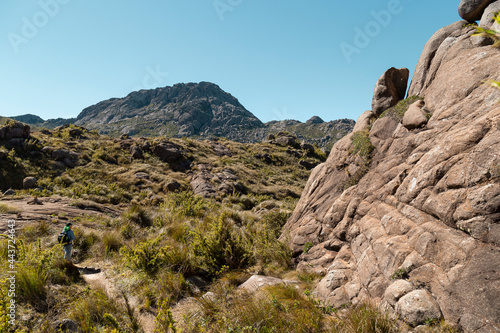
[0,0,461,123]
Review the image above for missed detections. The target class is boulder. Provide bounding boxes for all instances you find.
[3,189,16,196]
[371,68,410,116]
[479,1,500,29]
[384,280,415,306]
[55,319,78,332]
[299,160,318,170]
[408,21,468,97]
[51,149,70,161]
[152,142,183,163]
[353,111,374,132]
[166,181,181,192]
[459,0,496,21]
[396,290,442,325]
[369,117,399,141]
[239,275,284,293]
[23,177,38,189]
[300,142,315,154]
[275,135,300,148]
[130,145,143,159]
[134,172,150,180]
[0,126,6,139]
[402,100,428,130]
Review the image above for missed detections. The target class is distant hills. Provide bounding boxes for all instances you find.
[10,82,354,149]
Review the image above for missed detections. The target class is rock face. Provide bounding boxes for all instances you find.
[480,1,500,29]
[74,82,263,140]
[408,21,468,97]
[371,68,410,116]
[281,21,500,333]
[459,0,496,21]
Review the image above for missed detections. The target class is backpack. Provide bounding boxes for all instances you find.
[58,231,70,245]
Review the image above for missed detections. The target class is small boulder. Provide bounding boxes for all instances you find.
[384,280,415,306]
[266,133,276,141]
[275,136,299,148]
[459,0,496,21]
[41,146,54,155]
[55,319,78,332]
[371,67,410,116]
[23,177,38,189]
[166,181,181,192]
[396,290,442,325]
[130,145,143,159]
[239,275,284,293]
[353,111,374,132]
[4,189,16,195]
[52,149,70,161]
[402,100,428,130]
[299,159,318,170]
[300,142,315,154]
[134,172,150,180]
[153,142,184,163]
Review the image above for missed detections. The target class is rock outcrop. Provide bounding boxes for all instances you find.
[459,0,496,21]
[281,18,500,333]
[371,67,410,116]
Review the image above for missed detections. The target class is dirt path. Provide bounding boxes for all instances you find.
[0,195,122,233]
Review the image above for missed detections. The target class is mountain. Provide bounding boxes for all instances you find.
[11,81,355,149]
[281,8,500,333]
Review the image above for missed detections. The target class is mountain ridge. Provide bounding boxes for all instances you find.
[10,81,355,149]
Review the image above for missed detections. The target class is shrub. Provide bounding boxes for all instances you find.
[183,284,325,332]
[165,191,213,218]
[120,236,168,275]
[122,204,153,228]
[101,232,123,255]
[72,228,99,261]
[68,288,120,333]
[379,96,424,121]
[350,130,374,158]
[16,264,48,311]
[0,203,20,214]
[191,212,252,277]
[328,302,400,333]
[154,299,177,333]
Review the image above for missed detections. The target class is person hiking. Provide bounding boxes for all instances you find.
[59,222,76,262]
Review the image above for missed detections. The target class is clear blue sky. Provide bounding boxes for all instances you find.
[1,0,460,123]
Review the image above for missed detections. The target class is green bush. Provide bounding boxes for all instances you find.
[120,236,168,275]
[350,130,374,158]
[122,204,153,228]
[379,96,424,121]
[191,212,252,277]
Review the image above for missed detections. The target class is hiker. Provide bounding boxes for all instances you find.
[59,222,76,262]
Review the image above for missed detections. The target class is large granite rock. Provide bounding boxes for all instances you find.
[407,21,469,97]
[459,0,496,21]
[371,68,409,116]
[396,290,442,325]
[280,24,500,332]
[479,1,500,29]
